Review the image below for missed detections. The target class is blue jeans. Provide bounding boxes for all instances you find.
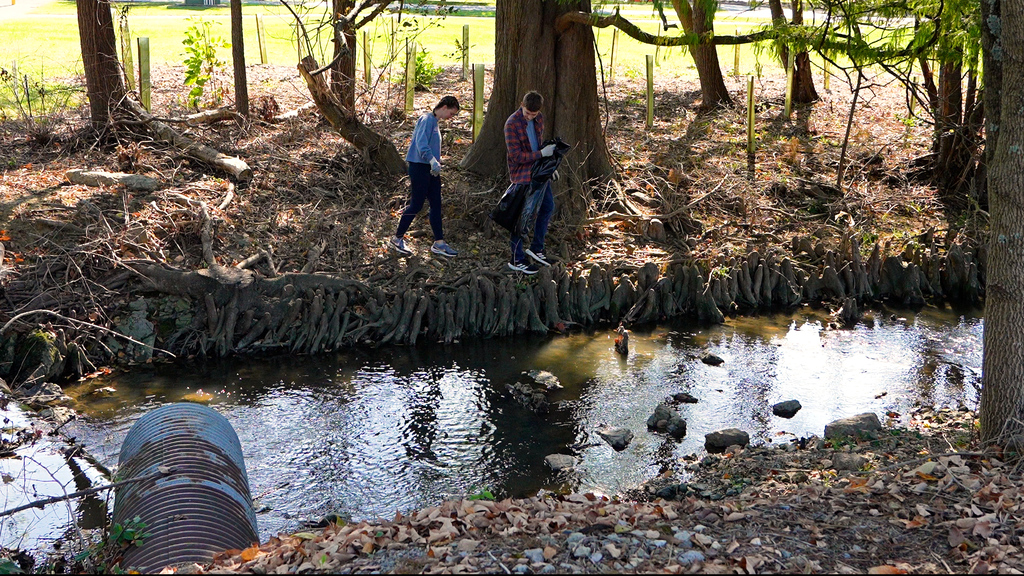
[396,162,443,241]
[510,181,553,263]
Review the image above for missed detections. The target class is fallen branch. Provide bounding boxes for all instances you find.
[0,468,173,518]
[65,169,160,192]
[185,106,242,125]
[218,181,236,211]
[124,100,253,182]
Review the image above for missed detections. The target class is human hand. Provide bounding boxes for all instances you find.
[430,158,441,176]
[541,144,556,157]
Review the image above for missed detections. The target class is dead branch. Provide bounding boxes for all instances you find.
[65,169,160,192]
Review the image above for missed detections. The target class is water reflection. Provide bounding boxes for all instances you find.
[61,307,982,540]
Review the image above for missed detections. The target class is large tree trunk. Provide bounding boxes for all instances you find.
[980,0,1024,444]
[77,0,126,128]
[768,0,818,104]
[230,0,249,117]
[460,0,613,220]
[671,0,731,108]
[330,0,357,109]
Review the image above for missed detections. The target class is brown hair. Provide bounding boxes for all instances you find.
[434,96,460,111]
[522,91,543,112]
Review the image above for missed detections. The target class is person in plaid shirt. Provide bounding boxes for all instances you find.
[503,91,557,274]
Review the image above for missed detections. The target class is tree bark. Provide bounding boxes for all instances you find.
[460,0,613,219]
[980,0,1024,444]
[672,0,731,108]
[768,0,818,104]
[330,0,357,109]
[77,0,126,128]
[297,56,407,176]
[230,0,249,117]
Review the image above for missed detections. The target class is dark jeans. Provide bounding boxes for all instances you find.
[510,181,553,263]
[396,162,443,241]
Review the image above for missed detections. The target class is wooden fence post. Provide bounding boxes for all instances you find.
[405,39,416,114]
[255,14,267,64]
[472,63,484,140]
[747,75,755,155]
[734,29,740,77]
[609,28,618,84]
[362,31,371,84]
[120,19,135,91]
[137,37,151,111]
[461,25,469,81]
[646,55,654,128]
[784,48,794,119]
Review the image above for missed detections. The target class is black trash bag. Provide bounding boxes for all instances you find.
[530,137,571,184]
[490,182,533,233]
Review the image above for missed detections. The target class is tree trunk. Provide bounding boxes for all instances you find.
[980,0,1024,444]
[330,0,357,109]
[671,0,731,108]
[460,0,613,219]
[230,0,249,117]
[767,0,818,104]
[77,0,125,128]
[978,0,1003,206]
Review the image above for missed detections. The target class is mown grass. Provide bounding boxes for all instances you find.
[0,0,861,118]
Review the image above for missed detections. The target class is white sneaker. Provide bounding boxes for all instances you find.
[391,237,412,256]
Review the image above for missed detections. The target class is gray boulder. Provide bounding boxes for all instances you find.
[646,403,687,439]
[832,453,868,471]
[596,426,634,451]
[544,454,577,471]
[772,400,802,418]
[824,412,882,439]
[705,428,750,453]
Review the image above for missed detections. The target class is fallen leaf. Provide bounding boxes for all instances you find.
[240,545,264,562]
[948,527,965,548]
[868,566,907,574]
[972,520,994,539]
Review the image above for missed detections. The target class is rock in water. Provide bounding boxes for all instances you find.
[525,370,563,390]
[700,352,724,366]
[544,454,577,471]
[705,428,750,453]
[646,403,687,439]
[824,412,882,439]
[596,426,634,451]
[772,400,802,418]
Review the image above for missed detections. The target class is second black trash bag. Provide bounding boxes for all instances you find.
[489,182,532,233]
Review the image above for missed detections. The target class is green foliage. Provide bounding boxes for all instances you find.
[109,515,152,548]
[466,487,495,501]
[181,17,229,110]
[0,559,22,575]
[415,48,443,88]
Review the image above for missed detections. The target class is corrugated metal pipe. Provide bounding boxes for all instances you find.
[113,403,259,572]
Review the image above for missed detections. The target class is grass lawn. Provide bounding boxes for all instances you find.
[0,1,857,117]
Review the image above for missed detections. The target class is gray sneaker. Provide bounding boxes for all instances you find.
[391,236,412,256]
[431,241,458,257]
[508,260,539,275]
[525,248,550,266]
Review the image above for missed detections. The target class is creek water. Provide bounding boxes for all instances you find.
[5,305,983,552]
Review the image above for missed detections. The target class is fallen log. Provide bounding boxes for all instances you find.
[124,100,253,182]
[65,169,160,191]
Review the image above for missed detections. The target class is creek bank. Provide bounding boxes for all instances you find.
[199,406,1020,574]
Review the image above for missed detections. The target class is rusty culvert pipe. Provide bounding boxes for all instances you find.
[113,403,259,572]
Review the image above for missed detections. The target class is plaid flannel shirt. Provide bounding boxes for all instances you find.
[504,108,544,184]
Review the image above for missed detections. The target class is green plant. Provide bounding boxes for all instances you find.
[467,487,495,501]
[415,48,442,88]
[109,515,152,548]
[182,17,229,109]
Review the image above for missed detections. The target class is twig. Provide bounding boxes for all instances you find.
[0,468,173,518]
[0,310,177,358]
[487,551,511,575]
[218,181,236,211]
